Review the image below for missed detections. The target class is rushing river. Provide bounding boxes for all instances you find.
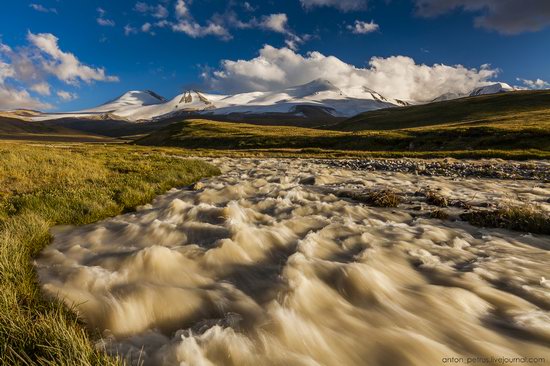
[36,158,550,365]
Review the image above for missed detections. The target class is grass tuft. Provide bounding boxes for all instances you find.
[422,190,449,207]
[461,204,550,235]
[337,189,401,208]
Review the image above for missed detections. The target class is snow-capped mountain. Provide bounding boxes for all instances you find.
[85,90,166,113]
[432,82,516,102]
[30,79,517,123]
[31,79,409,123]
[469,82,515,97]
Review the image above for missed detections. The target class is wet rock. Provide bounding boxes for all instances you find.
[300,176,316,185]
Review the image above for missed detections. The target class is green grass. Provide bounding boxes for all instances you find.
[135,118,550,159]
[0,141,219,365]
[335,90,550,131]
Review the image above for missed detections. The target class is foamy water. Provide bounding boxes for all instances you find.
[37,158,550,365]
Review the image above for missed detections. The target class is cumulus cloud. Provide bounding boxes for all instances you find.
[171,0,231,39]
[204,45,499,102]
[0,60,50,109]
[517,78,550,89]
[57,90,78,101]
[172,20,231,39]
[0,60,15,84]
[130,1,306,47]
[414,0,550,34]
[300,0,368,12]
[0,85,52,110]
[347,20,379,34]
[29,3,57,14]
[259,13,289,33]
[27,32,119,85]
[0,32,117,110]
[252,13,307,50]
[30,82,51,96]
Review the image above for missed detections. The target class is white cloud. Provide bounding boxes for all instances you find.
[97,8,116,27]
[300,0,368,12]
[97,18,116,27]
[172,21,231,39]
[259,13,289,33]
[134,2,169,19]
[517,78,550,89]
[415,0,550,34]
[57,90,78,101]
[0,32,116,110]
[124,25,139,35]
[0,61,15,83]
[254,13,307,50]
[142,23,152,32]
[27,32,119,85]
[175,0,191,19]
[130,2,307,48]
[0,85,52,110]
[347,20,379,34]
[204,45,499,102]
[30,82,51,96]
[171,0,231,39]
[243,2,256,12]
[0,62,50,109]
[141,22,155,34]
[29,3,57,14]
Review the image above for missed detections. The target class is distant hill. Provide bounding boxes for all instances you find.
[0,116,118,142]
[333,90,550,131]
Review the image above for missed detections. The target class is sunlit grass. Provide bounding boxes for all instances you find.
[0,141,219,365]
[135,118,550,159]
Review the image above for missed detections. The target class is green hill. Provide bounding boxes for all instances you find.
[0,116,117,142]
[135,118,550,159]
[334,90,550,131]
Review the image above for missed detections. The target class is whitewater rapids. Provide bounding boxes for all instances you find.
[36,158,550,365]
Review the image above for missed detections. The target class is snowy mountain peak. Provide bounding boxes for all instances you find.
[432,82,516,102]
[285,79,343,98]
[111,90,165,105]
[32,81,406,122]
[470,83,514,97]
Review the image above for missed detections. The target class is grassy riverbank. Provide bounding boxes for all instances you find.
[0,141,219,365]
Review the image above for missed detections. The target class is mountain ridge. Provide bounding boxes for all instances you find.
[28,80,522,124]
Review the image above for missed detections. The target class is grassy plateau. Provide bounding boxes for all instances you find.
[0,141,219,365]
[135,118,550,159]
[133,91,550,159]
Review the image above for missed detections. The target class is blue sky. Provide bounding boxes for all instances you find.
[0,0,549,111]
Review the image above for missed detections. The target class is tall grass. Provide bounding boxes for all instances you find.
[0,141,220,365]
